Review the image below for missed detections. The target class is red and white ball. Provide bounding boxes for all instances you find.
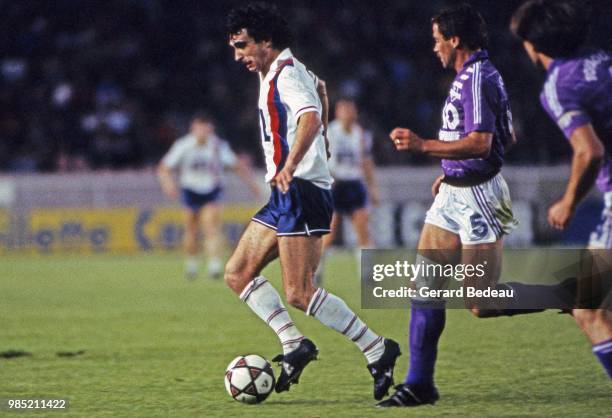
[224,354,275,404]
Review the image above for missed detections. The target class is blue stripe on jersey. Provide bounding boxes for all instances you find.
[270,65,291,174]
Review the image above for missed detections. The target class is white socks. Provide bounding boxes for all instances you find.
[239,277,385,363]
[307,288,385,364]
[207,257,222,277]
[185,256,199,275]
[240,276,304,354]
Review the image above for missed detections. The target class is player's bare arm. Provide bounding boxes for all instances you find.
[157,163,179,199]
[273,111,322,193]
[390,128,492,159]
[316,79,330,159]
[548,124,604,229]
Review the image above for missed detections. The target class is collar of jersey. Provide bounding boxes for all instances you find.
[462,49,489,70]
[548,47,601,76]
[260,48,293,80]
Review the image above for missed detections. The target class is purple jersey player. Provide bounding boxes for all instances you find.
[378,4,523,408]
[540,50,612,240]
[512,0,612,379]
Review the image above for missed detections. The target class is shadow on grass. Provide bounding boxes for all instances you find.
[0,350,32,359]
[264,398,348,406]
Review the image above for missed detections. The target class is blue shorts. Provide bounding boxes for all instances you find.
[181,187,222,211]
[332,180,368,214]
[252,177,333,236]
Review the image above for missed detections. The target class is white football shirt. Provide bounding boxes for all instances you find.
[161,134,237,194]
[258,48,332,189]
[327,120,372,181]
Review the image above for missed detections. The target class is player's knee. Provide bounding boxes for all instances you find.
[224,262,247,293]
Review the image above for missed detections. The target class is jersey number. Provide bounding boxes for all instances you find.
[442,102,460,130]
[470,214,488,239]
[259,109,271,142]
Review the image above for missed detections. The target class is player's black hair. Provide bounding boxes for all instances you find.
[511,0,591,58]
[226,2,293,50]
[191,110,213,124]
[432,3,488,50]
[335,96,357,105]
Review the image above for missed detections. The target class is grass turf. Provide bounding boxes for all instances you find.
[1,252,610,417]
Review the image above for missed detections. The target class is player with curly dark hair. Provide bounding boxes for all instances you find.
[223,2,401,400]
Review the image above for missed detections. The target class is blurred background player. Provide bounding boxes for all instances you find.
[512,0,612,378]
[157,112,260,279]
[316,98,380,284]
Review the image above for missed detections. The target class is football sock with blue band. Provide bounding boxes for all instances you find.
[593,338,612,379]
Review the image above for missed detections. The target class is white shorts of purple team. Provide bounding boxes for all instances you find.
[588,191,612,249]
[424,173,518,245]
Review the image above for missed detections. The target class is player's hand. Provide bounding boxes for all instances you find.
[547,198,574,230]
[431,174,444,197]
[272,163,296,194]
[389,128,425,153]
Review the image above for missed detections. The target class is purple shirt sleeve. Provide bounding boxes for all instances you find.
[540,67,592,140]
[462,65,497,134]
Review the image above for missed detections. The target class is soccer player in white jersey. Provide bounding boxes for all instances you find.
[225,2,400,400]
[316,98,380,284]
[158,112,260,279]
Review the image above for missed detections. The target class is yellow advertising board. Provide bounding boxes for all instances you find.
[0,205,258,254]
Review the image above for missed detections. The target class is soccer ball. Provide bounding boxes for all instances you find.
[224,354,275,404]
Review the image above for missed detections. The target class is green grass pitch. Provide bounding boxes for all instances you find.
[1,252,611,417]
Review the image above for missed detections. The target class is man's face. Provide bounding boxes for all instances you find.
[191,119,213,141]
[229,28,270,73]
[432,23,456,69]
[335,100,358,124]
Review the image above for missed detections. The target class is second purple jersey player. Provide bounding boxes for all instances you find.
[512,0,612,380]
[539,50,612,247]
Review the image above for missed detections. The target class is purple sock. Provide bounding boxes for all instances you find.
[405,300,446,388]
[593,339,612,379]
